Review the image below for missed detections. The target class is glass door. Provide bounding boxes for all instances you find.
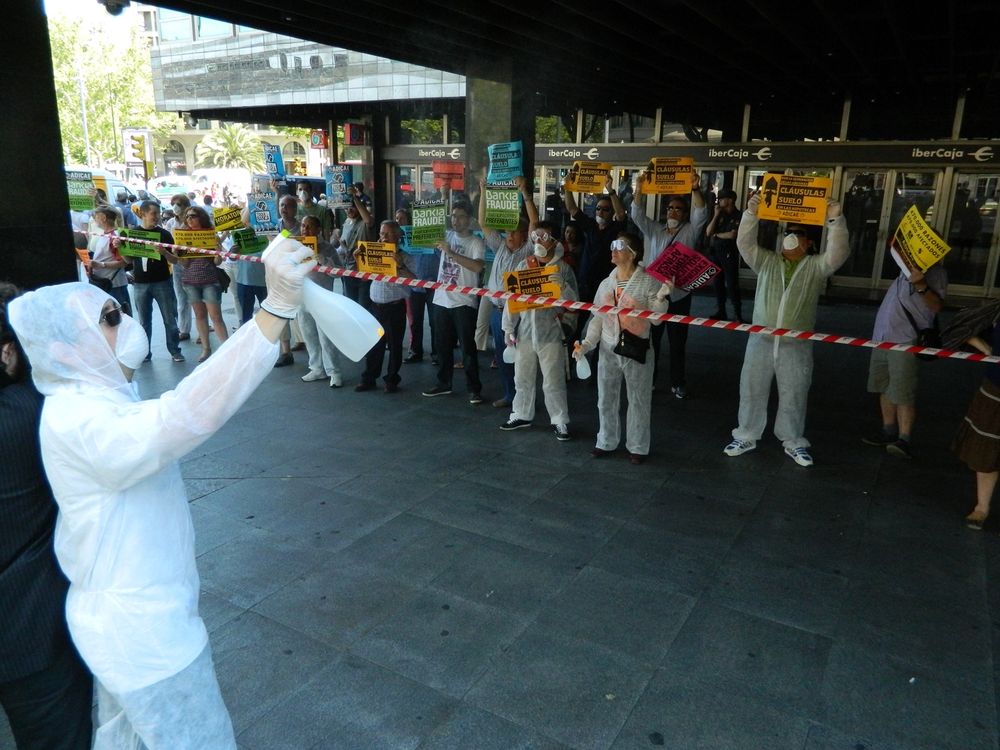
[879,171,940,280]
[836,171,887,281]
[946,172,999,289]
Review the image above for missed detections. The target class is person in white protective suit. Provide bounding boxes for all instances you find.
[574,232,672,464]
[500,221,579,441]
[7,237,317,750]
[723,191,848,467]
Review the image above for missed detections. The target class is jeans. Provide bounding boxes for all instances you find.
[490,306,515,402]
[342,276,371,310]
[650,293,691,388]
[405,290,436,358]
[362,300,407,386]
[237,283,267,325]
[710,240,743,318]
[133,279,181,356]
[433,304,481,393]
[172,264,191,335]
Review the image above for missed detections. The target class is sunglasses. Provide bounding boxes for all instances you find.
[100,304,123,328]
[595,205,613,212]
[784,229,807,237]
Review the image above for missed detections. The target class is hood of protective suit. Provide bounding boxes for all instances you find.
[8,282,132,398]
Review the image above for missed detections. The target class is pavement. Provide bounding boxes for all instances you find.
[2,289,999,750]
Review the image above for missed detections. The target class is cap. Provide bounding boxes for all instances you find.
[718,189,737,201]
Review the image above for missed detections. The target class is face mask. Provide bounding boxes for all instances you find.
[595,214,607,227]
[115,314,149,371]
[297,191,309,202]
[666,218,680,229]
[782,233,802,251]
[533,243,549,258]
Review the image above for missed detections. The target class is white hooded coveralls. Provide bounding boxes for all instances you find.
[9,282,280,749]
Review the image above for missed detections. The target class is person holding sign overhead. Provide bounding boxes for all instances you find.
[333,185,375,309]
[630,172,708,399]
[724,192,848,467]
[500,221,579,441]
[177,206,229,363]
[564,174,626,303]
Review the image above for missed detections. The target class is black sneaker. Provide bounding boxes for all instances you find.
[500,418,532,431]
[422,385,452,397]
[886,439,913,459]
[469,392,484,405]
[862,431,897,446]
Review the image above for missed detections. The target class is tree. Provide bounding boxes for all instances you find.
[47,14,180,167]
[194,123,265,171]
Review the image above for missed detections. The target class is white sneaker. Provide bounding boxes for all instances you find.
[329,371,343,388]
[301,370,325,382]
[723,438,756,457]
[554,424,571,441]
[785,446,814,467]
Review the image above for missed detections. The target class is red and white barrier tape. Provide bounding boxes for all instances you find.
[93,233,1000,364]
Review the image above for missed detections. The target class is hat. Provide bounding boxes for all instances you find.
[718,189,737,201]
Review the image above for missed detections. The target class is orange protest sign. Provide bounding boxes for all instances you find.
[644,157,695,194]
[756,174,832,226]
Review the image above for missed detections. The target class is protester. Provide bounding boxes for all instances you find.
[295,180,333,241]
[564,175,626,303]
[398,207,438,365]
[178,206,229,362]
[87,205,130,310]
[574,233,671,463]
[705,188,743,322]
[166,194,194,342]
[7,237,316,750]
[334,186,375,308]
[0,283,93,750]
[298,215,344,387]
[724,192,848,467]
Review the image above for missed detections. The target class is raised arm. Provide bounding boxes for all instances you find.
[735,193,765,272]
[818,201,850,276]
[563,175,580,219]
[518,176,540,230]
[606,175,626,222]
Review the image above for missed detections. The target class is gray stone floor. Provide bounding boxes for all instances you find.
[3,291,999,749]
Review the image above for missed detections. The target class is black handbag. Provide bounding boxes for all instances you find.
[215,266,231,293]
[613,328,649,363]
[901,303,941,362]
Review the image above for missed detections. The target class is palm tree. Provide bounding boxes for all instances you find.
[194,123,265,171]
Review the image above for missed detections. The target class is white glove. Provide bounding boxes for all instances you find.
[260,235,317,319]
[655,280,674,300]
[572,340,589,361]
[505,333,517,348]
[826,199,842,219]
[747,192,760,215]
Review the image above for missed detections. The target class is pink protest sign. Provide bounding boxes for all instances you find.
[646,242,720,291]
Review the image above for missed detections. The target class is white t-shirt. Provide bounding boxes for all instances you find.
[433,231,486,309]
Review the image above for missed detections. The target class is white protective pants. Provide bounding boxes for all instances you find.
[512,338,569,425]
[94,646,235,750]
[732,334,813,449]
[172,266,191,336]
[595,339,655,455]
[298,305,341,376]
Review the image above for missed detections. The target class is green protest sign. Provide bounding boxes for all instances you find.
[66,170,94,211]
[411,200,446,246]
[232,227,269,255]
[117,228,162,260]
[484,188,521,230]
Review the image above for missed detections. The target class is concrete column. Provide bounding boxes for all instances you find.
[2,0,75,288]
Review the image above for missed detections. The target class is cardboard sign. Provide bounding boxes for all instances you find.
[263,143,285,177]
[484,188,521,230]
[232,227,269,255]
[504,266,561,314]
[565,161,612,194]
[324,164,352,208]
[75,247,91,267]
[412,200,446,246]
[247,191,279,232]
[646,241,720,291]
[291,235,319,261]
[172,229,218,259]
[213,206,243,231]
[66,170,94,211]
[355,241,398,275]
[117,228,162,260]
[644,157,695,194]
[890,204,951,275]
[487,140,522,187]
[432,160,465,191]
[400,225,437,255]
[756,174,832,226]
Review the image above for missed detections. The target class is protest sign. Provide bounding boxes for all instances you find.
[432,160,465,191]
[487,141,522,187]
[504,266,561,314]
[117,228,162,260]
[646,242,720,291]
[324,164,352,208]
[756,174,832,226]
[66,170,94,211]
[263,143,285,178]
[484,188,521,230]
[412,200,446,246]
[356,241,398,275]
[644,157,695,194]
[400,225,436,255]
[213,205,243,231]
[565,161,612,194]
[172,229,217,259]
[247,191,279,232]
[232,227,270,255]
[290,234,319,261]
[889,204,951,275]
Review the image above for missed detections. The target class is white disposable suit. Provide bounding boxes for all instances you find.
[502,247,578,426]
[8,282,280,750]
[732,209,849,448]
[580,266,668,455]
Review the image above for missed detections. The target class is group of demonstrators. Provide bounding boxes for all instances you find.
[4,160,996,749]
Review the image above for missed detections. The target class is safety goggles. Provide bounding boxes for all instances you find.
[529,230,552,244]
[610,238,634,253]
[100,304,123,328]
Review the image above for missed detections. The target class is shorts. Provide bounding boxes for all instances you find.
[183,284,222,304]
[866,348,918,405]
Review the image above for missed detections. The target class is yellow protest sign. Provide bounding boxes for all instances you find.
[565,161,611,194]
[889,205,951,274]
[213,206,244,231]
[291,235,319,261]
[504,266,561,314]
[644,157,694,194]
[356,241,398,275]
[756,174,832,226]
[172,229,218,259]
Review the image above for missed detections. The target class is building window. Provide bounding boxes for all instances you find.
[282,142,306,158]
[158,9,193,42]
[196,17,234,39]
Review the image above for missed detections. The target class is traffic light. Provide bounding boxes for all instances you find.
[129,134,146,162]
